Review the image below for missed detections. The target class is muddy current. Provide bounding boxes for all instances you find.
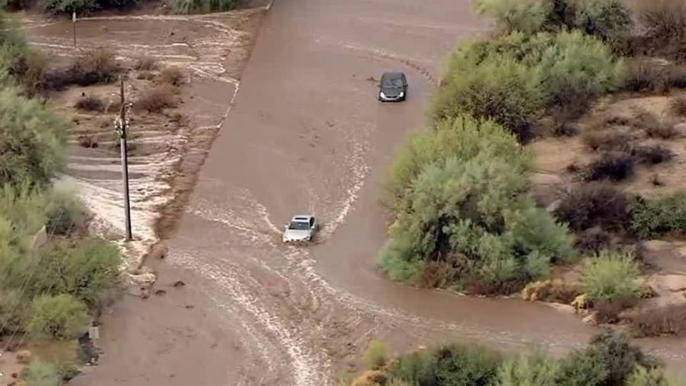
[22,0,686,385]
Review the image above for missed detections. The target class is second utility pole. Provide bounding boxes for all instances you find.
[117,76,133,241]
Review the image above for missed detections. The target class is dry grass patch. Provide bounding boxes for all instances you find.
[584,152,636,182]
[582,130,632,152]
[634,109,678,139]
[77,135,99,148]
[669,96,686,116]
[631,144,675,165]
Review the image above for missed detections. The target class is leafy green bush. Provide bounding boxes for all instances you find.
[433,31,623,133]
[431,54,543,137]
[626,366,672,386]
[586,328,659,386]
[22,360,63,386]
[434,344,503,386]
[473,0,631,41]
[383,115,526,217]
[387,350,438,386]
[494,354,560,386]
[363,340,387,370]
[0,87,68,187]
[557,348,608,386]
[0,289,28,335]
[27,294,89,340]
[581,251,640,303]
[29,238,122,307]
[630,193,686,239]
[44,0,137,15]
[168,0,237,14]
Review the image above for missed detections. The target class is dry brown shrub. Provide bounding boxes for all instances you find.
[15,350,32,364]
[623,58,670,93]
[636,0,686,41]
[555,183,632,232]
[634,109,678,139]
[522,280,582,304]
[631,144,675,165]
[595,295,638,324]
[417,261,456,289]
[137,71,156,81]
[134,56,159,71]
[71,48,120,86]
[351,370,388,386]
[576,227,614,254]
[159,66,184,86]
[74,94,104,112]
[584,152,636,182]
[668,65,686,88]
[77,135,99,148]
[630,303,686,337]
[582,130,632,152]
[136,84,179,113]
[669,96,686,116]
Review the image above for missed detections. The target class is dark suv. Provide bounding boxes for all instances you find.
[378,72,408,102]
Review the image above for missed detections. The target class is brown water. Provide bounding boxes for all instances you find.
[32,0,686,385]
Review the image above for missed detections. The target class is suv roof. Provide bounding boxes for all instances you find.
[292,215,313,221]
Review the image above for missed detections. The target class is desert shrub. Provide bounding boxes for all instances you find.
[28,238,122,307]
[351,370,387,386]
[584,152,635,182]
[134,56,158,71]
[580,251,640,303]
[383,115,526,217]
[582,130,632,152]
[630,303,686,338]
[595,295,639,324]
[631,145,674,166]
[21,360,63,386]
[622,58,670,94]
[586,328,659,386]
[626,367,673,386]
[636,0,686,42]
[44,185,81,236]
[27,294,90,340]
[0,289,28,335]
[669,96,686,116]
[557,348,608,386]
[431,55,543,137]
[494,354,560,386]
[70,48,119,86]
[554,183,631,232]
[74,94,104,112]
[521,279,581,304]
[630,193,686,238]
[575,227,614,254]
[77,134,98,149]
[473,0,631,41]
[667,65,686,88]
[636,113,677,139]
[136,84,178,113]
[381,115,575,293]
[363,340,387,370]
[168,0,237,14]
[45,0,97,14]
[531,30,625,110]
[434,344,502,386]
[159,65,183,86]
[417,261,457,289]
[387,350,438,386]
[0,87,68,187]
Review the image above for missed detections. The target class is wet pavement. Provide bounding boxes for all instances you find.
[65,0,686,384]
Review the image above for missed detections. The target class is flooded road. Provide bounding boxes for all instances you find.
[59,0,686,384]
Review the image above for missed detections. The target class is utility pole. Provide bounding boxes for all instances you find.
[72,11,77,49]
[115,76,133,241]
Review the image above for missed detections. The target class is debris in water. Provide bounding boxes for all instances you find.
[173,280,185,288]
[155,289,166,296]
[185,304,194,309]
[367,76,377,82]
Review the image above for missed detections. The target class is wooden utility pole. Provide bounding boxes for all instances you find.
[115,76,133,241]
[72,11,77,49]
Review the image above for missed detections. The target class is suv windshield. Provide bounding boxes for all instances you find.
[382,77,404,88]
[288,221,310,230]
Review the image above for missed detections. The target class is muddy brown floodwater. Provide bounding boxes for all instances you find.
[29,0,686,385]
